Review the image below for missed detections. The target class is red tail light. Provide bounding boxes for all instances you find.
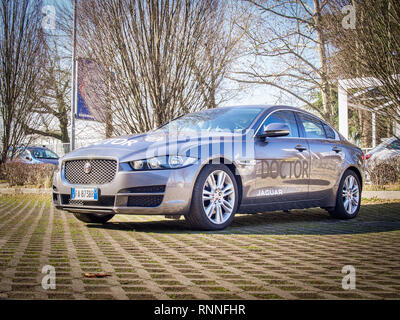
[363,154,371,160]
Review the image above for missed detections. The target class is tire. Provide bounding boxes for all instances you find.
[329,170,361,219]
[185,164,239,230]
[73,212,114,224]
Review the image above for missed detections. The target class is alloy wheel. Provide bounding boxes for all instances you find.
[202,170,235,224]
[342,175,360,215]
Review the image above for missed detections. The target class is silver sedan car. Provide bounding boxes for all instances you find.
[53,105,364,230]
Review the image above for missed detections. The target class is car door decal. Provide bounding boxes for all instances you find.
[258,159,309,179]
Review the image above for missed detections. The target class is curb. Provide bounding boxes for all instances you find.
[362,191,400,200]
[0,188,52,195]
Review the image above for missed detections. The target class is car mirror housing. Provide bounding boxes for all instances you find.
[259,123,290,138]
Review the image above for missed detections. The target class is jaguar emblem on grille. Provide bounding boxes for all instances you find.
[83,162,92,174]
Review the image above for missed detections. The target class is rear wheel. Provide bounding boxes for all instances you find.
[185,164,238,230]
[329,170,361,219]
[73,212,114,224]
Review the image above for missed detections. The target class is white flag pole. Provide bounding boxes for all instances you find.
[70,0,77,151]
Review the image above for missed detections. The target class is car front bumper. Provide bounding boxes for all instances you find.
[52,162,201,216]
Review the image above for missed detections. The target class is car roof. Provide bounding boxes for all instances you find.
[223,104,290,110]
[27,146,48,150]
[11,145,48,149]
[223,104,327,122]
[9,146,52,152]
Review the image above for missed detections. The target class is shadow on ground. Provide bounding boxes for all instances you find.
[88,202,400,236]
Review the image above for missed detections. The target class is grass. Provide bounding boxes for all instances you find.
[252,293,282,299]
[239,245,261,250]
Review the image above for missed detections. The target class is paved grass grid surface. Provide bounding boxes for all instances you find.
[0,195,399,300]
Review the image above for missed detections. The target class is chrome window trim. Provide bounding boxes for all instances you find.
[253,108,340,141]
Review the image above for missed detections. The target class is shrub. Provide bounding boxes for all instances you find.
[0,165,6,181]
[1,162,55,188]
[367,157,400,186]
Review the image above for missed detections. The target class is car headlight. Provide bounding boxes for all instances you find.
[54,161,63,173]
[129,156,197,170]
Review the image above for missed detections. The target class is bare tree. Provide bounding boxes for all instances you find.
[54,0,249,136]
[326,0,400,130]
[191,1,251,109]
[0,0,46,162]
[24,46,70,145]
[77,0,211,134]
[234,0,337,125]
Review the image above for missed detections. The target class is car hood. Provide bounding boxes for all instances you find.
[35,158,59,165]
[62,131,247,163]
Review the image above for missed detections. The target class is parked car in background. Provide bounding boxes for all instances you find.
[365,137,400,169]
[53,105,364,230]
[9,146,59,165]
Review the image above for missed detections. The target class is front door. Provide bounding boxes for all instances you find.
[253,110,310,203]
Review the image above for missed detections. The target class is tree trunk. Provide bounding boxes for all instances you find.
[105,107,113,138]
[314,0,333,125]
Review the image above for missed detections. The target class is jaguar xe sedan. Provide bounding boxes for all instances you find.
[53,105,364,230]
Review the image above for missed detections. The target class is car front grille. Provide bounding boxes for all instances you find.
[64,159,117,184]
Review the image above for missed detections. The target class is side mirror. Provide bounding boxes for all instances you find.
[23,151,32,161]
[259,123,290,138]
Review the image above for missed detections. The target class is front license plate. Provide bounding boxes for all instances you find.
[71,188,98,201]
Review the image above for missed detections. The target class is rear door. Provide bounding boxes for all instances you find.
[296,113,345,200]
[253,110,310,203]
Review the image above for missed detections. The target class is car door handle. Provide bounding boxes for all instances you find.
[295,144,307,152]
[332,146,342,153]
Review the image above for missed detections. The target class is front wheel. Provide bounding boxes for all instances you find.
[329,170,361,219]
[185,164,238,230]
[73,212,114,224]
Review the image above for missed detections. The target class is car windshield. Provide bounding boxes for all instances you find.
[155,107,263,133]
[30,148,59,159]
[7,148,28,158]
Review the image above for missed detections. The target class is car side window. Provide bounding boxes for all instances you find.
[322,123,336,140]
[258,110,299,137]
[298,113,326,139]
[388,140,400,150]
